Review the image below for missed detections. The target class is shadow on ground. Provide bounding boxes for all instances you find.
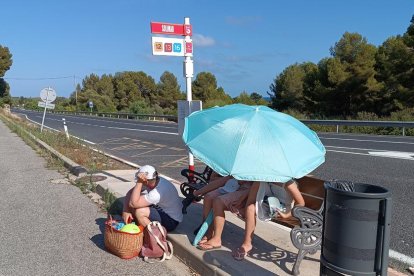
[90,198,125,252]
[180,201,319,275]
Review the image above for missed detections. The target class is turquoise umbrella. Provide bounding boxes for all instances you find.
[182,104,326,182]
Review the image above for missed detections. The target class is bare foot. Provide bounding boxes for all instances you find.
[198,236,208,245]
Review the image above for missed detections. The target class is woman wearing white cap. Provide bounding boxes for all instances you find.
[122,165,183,231]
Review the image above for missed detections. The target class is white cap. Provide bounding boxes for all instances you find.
[137,165,157,180]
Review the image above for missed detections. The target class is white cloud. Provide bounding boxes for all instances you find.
[193,34,215,47]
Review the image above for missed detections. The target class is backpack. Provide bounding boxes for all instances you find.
[140,221,173,263]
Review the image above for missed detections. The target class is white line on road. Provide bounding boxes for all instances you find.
[368,151,414,160]
[44,116,179,136]
[327,149,414,160]
[23,115,96,145]
[23,112,179,136]
[325,145,391,152]
[389,249,414,266]
[53,113,177,129]
[321,137,414,145]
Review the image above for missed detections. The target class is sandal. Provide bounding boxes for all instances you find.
[197,242,222,251]
[232,247,251,261]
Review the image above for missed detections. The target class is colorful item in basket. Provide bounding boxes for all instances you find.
[120,223,141,234]
[114,222,125,230]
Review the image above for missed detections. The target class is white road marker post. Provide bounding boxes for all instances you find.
[62,118,69,140]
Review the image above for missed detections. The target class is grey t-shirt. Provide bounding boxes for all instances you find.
[143,177,183,222]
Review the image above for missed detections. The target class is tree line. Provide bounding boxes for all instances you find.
[268,15,414,120]
[0,45,12,106]
[2,15,414,120]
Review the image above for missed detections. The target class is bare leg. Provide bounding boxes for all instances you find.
[198,197,226,249]
[201,192,217,240]
[240,182,260,252]
[133,207,151,227]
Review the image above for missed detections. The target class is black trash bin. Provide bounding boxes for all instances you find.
[320,180,392,276]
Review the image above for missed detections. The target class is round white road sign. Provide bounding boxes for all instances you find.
[40,87,57,102]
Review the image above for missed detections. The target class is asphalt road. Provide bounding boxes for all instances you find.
[0,118,192,276]
[14,109,414,261]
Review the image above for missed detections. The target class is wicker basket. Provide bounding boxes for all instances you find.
[104,219,144,259]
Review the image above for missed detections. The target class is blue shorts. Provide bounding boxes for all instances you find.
[149,206,179,231]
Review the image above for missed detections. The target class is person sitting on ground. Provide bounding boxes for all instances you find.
[122,165,183,231]
[232,179,305,260]
[192,176,255,251]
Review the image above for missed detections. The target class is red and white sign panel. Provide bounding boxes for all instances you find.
[184,25,192,36]
[151,22,192,36]
[185,42,193,55]
[152,37,194,57]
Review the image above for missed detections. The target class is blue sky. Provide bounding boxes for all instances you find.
[1,0,413,98]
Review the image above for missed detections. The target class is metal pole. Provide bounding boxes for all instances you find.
[40,87,50,133]
[184,17,195,172]
[74,75,77,111]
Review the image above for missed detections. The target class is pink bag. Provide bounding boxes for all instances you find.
[140,221,173,262]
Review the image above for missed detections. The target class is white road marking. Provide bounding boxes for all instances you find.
[326,145,391,152]
[327,149,414,161]
[321,137,414,145]
[58,118,179,136]
[31,111,177,129]
[57,113,177,129]
[368,151,414,160]
[23,114,96,144]
[389,249,414,266]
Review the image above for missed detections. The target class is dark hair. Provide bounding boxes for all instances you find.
[153,170,159,181]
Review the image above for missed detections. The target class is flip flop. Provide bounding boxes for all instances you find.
[232,247,251,261]
[196,243,222,251]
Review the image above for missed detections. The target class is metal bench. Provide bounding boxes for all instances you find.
[180,167,325,276]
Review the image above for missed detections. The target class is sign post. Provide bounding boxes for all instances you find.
[151,17,197,173]
[39,87,56,133]
[183,17,195,173]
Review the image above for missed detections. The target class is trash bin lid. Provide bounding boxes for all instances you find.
[324,181,390,199]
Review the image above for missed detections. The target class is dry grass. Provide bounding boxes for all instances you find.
[0,110,132,171]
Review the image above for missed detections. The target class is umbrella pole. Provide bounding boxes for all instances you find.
[193,210,213,246]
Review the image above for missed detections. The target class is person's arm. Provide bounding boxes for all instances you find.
[193,175,232,197]
[277,180,304,219]
[128,173,151,209]
[122,189,134,223]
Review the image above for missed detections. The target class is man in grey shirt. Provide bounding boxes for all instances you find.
[122,165,183,231]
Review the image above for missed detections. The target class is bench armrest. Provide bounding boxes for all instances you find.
[181,167,213,183]
[290,204,324,275]
[290,205,323,252]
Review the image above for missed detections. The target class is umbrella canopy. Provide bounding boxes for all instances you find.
[182,104,326,182]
